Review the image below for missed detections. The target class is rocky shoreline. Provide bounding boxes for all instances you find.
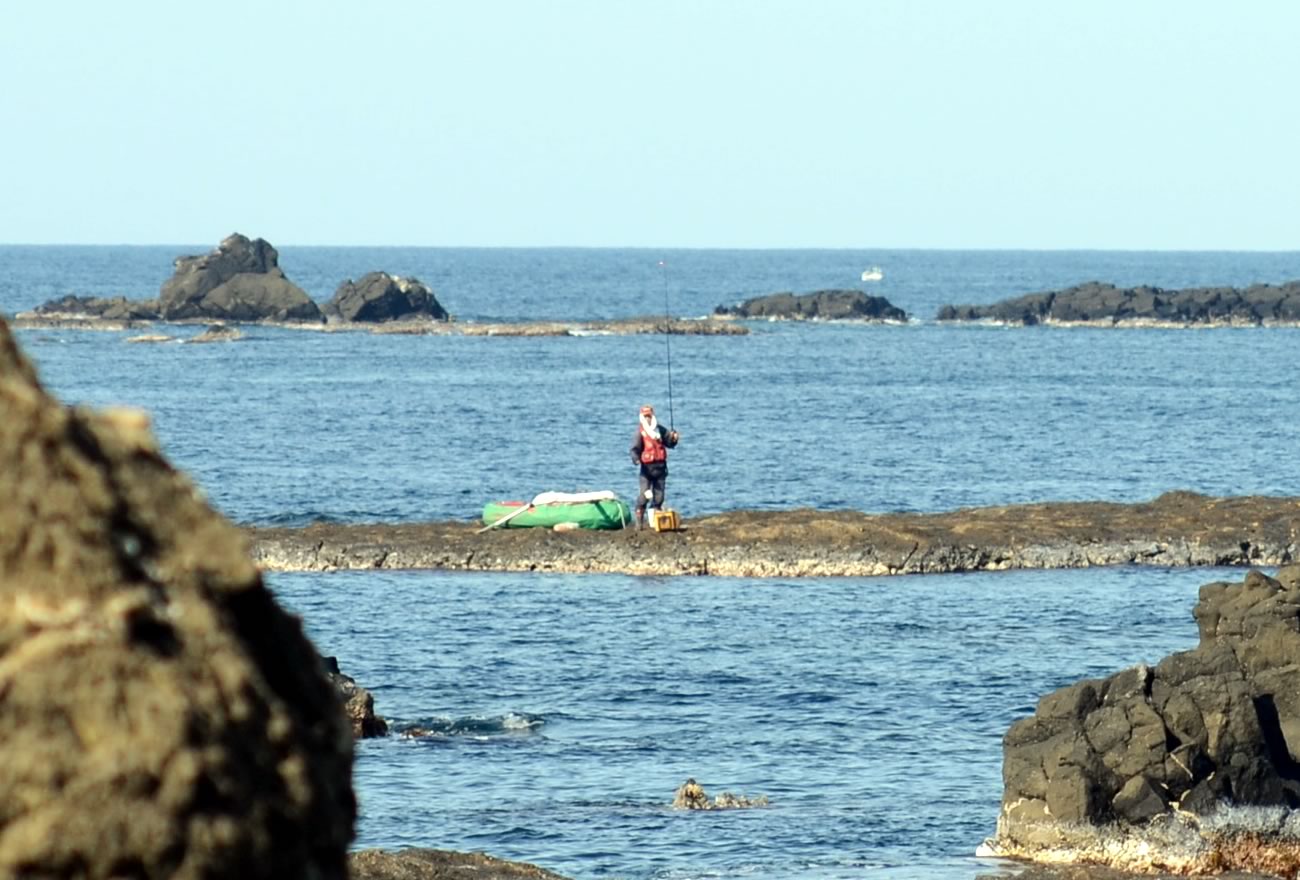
[10,312,748,338]
[982,563,1300,877]
[247,491,1300,577]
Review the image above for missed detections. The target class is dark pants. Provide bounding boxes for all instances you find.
[636,465,667,515]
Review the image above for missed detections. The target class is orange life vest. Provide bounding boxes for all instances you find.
[640,426,667,464]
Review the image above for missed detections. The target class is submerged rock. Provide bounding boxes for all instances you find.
[185,324,244,343]
[0,316,354,875]
[323,271,449,323]
[715,289,907,321]
[984,565,1300,875]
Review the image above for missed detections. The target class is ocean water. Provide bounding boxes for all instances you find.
[3,245,1299,878]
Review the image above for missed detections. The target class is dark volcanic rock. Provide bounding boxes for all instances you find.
[158,233,322,322]
[715,289,907,321]
[324,656,388,738]
[938,279,1300,326]
[0,316,354,875]
[322,271,449,323]
[34,294,161,320]
[985,565,1300,875]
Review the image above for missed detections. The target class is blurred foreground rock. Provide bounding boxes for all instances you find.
[0,317,354,876]
[984,565,1300,876]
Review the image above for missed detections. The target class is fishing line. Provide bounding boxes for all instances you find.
[658,260,675,429]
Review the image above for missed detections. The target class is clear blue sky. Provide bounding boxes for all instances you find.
[2,1,1296,249]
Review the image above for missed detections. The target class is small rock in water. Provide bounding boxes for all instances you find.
[672,777,769,810]
[186,324,244,343]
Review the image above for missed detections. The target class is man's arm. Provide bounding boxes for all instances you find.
[630,433,644,463]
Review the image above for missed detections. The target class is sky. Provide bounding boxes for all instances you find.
[1,1,1297,249]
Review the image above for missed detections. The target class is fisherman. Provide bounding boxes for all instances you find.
[630,404,679,530]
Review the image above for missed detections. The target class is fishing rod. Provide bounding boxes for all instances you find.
[658,260,674,429]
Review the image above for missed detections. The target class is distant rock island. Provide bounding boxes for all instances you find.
[25,233,447,327]
[15,233,746,337]
[938,280,1300,326]
[715,289,907,321]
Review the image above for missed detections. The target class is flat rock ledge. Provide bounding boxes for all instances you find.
[247,491,1300,577]
[350,848,571,880]
[10,313,747,337]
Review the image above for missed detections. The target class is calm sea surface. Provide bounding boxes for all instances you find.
[3,245,1298,878]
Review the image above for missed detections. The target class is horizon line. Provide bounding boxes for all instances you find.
[2,241,1298,254]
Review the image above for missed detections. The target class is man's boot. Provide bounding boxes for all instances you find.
[635,510,645,530]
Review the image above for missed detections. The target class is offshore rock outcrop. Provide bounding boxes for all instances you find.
[937,280,1300,326]
[323,271,448,323]
[18,234,743,336]
[158,233,323,322]
[0,316,355,876]
[983,565,1300,876]
[715,289,907,321]
[247,492,1300,578]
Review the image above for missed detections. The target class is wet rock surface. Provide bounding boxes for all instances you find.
[984,565,1300,876]
[715,288,907,321]
[248,491,1300,577]
[325,656,388,738]
[938,280,1300,326]
[672,777,769,810]
[0,318,355,875]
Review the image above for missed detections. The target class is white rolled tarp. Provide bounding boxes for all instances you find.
[530,490,619,506]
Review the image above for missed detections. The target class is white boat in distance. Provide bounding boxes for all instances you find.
[861,266,884,282]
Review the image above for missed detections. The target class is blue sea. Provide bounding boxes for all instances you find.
[4,245,1300,878]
